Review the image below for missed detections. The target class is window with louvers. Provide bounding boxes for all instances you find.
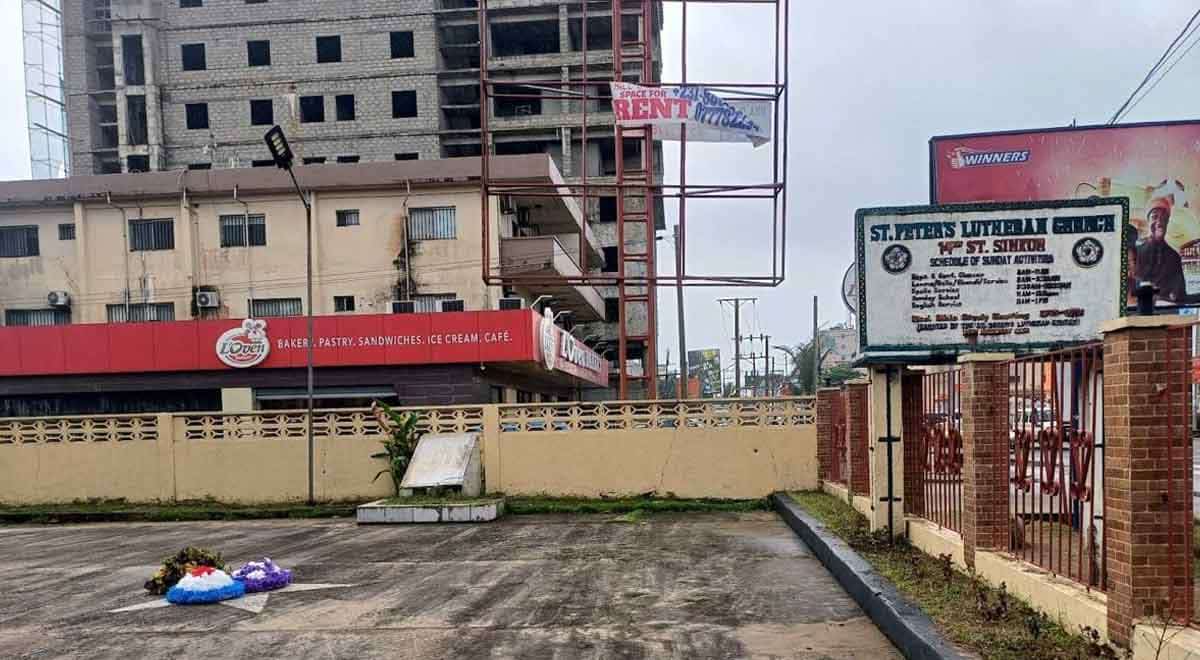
[129,218,174,251]
[0,226,39,257]
[250,297,302,317]
[5,308,69,326]
[408,207,456,240]
[412,294,455,313]
[106,303,175,322]
[219,214,266,247]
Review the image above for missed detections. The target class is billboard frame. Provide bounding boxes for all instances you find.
[855,197,1130,358]
[927,118,1200,205]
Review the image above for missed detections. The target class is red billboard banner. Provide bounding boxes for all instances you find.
[931,121,1200,305]
[0,310,609,388]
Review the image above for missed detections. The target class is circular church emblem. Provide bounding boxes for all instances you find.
[540,308,558,371]
[216,319,270,368]
[881,244,912,275]
[1072,237,1104,268]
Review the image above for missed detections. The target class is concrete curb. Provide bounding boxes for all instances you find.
[771,493,965,660]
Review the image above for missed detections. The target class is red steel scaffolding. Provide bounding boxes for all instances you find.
[480,0,790,398]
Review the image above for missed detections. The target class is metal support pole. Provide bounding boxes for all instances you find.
[885,366,895,543]
[733,304,741,397]
[284,166,316,506]
[675,224,687,399]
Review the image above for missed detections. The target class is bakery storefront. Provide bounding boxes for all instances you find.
[0,309,608,417]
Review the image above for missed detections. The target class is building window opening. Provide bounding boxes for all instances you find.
[408,207,456,240]
[185,103,209,130]
[107,302,175,322]
[129,218,174,251]
[126,95,148,145]
[490,20,558,57]
[220,213,266,247]
[494,84,541,117]
[299,95,324,123]
[250,297,302,317]
[390,31,414,59]
[5,308,69,326]
[181,43,207,71]
[121,35,145,84]
[392,90,418,118]
[334,295,355,312]
[316,35,342,63]
[247,39,271,67]
[250,99,274,126]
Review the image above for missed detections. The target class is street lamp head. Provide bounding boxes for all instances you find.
[263,125,294,170]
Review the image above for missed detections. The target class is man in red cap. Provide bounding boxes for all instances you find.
[1135,196,1186,303]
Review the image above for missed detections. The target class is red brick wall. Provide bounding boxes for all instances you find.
[959,359,1010,570]
[816,389,840,482]
[1103,325,1194,647]
[846,382,870,495]
[901,373,925,518]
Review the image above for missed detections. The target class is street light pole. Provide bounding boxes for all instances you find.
[265,126,316,505]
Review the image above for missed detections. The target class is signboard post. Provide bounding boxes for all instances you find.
[856,198,1128,358]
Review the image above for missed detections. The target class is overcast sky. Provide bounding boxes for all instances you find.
[0,2,1197,384]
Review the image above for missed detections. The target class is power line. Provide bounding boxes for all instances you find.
[1109,8,1200,123]
[1117,22,1200,122]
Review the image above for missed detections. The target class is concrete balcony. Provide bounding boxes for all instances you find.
[500,236,605,321]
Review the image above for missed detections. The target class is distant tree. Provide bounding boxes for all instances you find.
[777,342,862,394]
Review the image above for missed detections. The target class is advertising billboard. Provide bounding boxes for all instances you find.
[931,120,1200,305]
[686,348,722,398]
[610,83,772,146]
[856,198,1128,355]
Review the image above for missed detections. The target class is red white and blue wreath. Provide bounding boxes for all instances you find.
[165,565,246,604]
[232,558,293,593]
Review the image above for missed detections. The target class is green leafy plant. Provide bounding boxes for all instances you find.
[370,401,422,497]
[144,546,225,595]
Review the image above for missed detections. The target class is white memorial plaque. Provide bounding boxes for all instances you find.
[400,433,481,496]
[856,198,1129,356]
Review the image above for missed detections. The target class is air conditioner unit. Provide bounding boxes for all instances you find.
[47,291,71,307]
[440,299,465,312]
[391,300,415,314]
[195,290,221,309]
[498,297,524,310]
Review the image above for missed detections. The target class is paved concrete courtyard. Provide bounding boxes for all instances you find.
[0,513,897,659]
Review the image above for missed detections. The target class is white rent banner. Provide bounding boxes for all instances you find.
[609,82,771,147]
[856,198,1129,355]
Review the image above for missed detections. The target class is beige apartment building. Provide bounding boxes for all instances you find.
[0,154,602,326]
[0,154,619,415]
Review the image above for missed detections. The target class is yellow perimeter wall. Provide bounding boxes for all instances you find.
[0,399,817,504]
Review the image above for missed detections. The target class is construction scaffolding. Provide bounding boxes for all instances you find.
[23,0,70,179]
[480,0,790,398]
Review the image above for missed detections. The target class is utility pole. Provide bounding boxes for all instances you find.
[718,297,756,397]
[761,334,771,396]
[812,296,820,393]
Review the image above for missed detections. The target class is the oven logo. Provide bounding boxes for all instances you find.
[216,319,270,369]
[540,308,558,371]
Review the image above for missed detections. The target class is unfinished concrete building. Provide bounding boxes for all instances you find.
[57,0,663,396]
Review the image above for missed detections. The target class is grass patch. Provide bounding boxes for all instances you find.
[788,491,1117,660]
[506,496,769,515]
[0,498,357,524]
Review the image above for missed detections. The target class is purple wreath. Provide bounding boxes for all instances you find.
[231,558,293,593]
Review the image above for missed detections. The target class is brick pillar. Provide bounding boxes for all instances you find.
[1103,318,1194,648]
[846,380,870,496]
[901,372,925,517]
[959,354,1012,570]
[816,388,841,482]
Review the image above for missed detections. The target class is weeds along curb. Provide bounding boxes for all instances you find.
[771,492,964,660]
